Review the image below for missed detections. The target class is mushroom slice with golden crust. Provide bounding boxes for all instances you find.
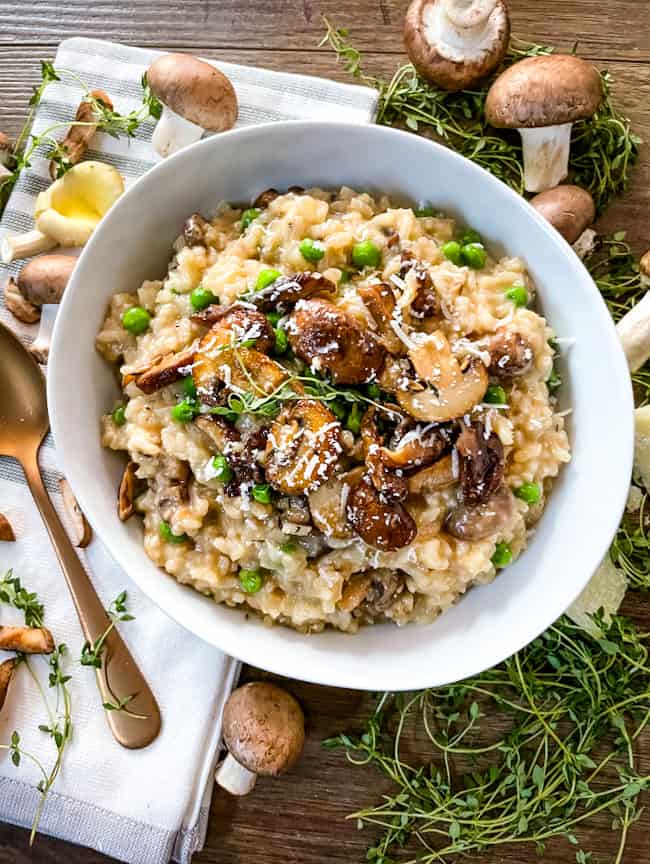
[0,625,55,654]
[59,477,92,548]
[249,271,336,313]
[358,282,404,355]
[194,303,275,351]
[287,298,386,385]
[397,331,488,422]
[118,461,139,522]
[308,465,364,539]
[399,251,439,319]
[0,513,15,542]
[346,473,417,551]
[131,342,197,395]
[4,278,41,323]
[265,399,343,495]
[485,329,534,380]
[361,407,409,503]
[0,658,17,713]
[194,344,288,405]
[408,453,456,495]
[446,483,514,540]
[456,420,504,506]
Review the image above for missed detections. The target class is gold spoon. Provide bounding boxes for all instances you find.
[0,322,161,748]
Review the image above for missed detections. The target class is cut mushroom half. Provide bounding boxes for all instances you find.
[118,461,139,522]
[486,55,602,192]
[0,658,17,713]
[4,278,41,323]
[147,53,238,158]
[0,625,55,654]
[216,682,305,796]
[616,284,650,372]
[59,477,92,547]
[404,0,510,91]
[530,185,596,250]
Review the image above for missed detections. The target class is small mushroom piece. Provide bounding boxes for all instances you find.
[399,252,439,319]
[404,0,510,91]
[287,298,386,384]
[445,483,513,540]
[408,453,456,494]
[253,188,280,209]
[16,254,76,306]
[484,329,534,379]
[397,331,488,422]
[346,473,417,551]
[131,342,197,394]
[616,287,650,372]
[183,213,210,247]
[194,415,240,452]
[0,658,17,713]
[0,513,15,541]
[529,185,596,247]
[1,230,57,265]
[58,477,92,547]
[216,682,305,796]
[0,625,55,654]
[265,399,343,494]
[308,466,364,539]
[358,282,404,354]
[147,53,238,158]
[360,569,407,615]
[485,55,602,192]
[49,90,114,180]
[456,420,504,506]
[118,461,139,522]
[249,271,336,313]
[4,278,41,323]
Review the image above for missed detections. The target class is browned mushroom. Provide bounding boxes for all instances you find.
[156,476,190,521]
[308,466,365,539]
[358,282,404,355]
[194,344,288,404]
[445,484,514,540]
[249,271,336,313]
[456,421,504,506]
[408,453,456,494]
[265,399,343,495]
[359,569,407,615]
[0,625,55,654]
[16,254,76,306]
[287,298,386,385]
[118,461,138,522]
[223,427,269,497]
[0,513,15,542]
[338,573,374,611]
[346,473,417,551]
[399,252,439,318]
[485,329,534,379]
[253,188,280,208]
[183,213,210,247]
[49,90,114,179]
[0,659,17,713]
[59,477,92,547]
[130,342,197,394]
[194,415,240,451]
[4,278,40,323]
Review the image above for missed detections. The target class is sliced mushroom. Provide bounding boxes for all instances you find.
[131,342,197,394]
[16,254,76,306]
[0,513,15,542]
[287,298,386,384]
[359,569,406,615]
[58,477,92,547]
[456,421,504,506]
[445,483,513,540]
[338,573,374,612]
[194,344,288,405]
[223,427,269,497]
[397,331,488,422]
[156,479,190,522]
[265,399,343,494]
[0,625,55,654]
[5,278,41,323]
[253,188,280,209]
[49,90,114,180]
[194,415,240,451]
[346,473,417,551]
[0,659,17,713]
[399,252,438,318]
[249,271,336,313]
[308,466,365,539]
[485,329,534,379]
[408,453,456,494]
[277,494,312,526]
[358,282,404,354]
[183,213,210,247]
[118,461,138,522]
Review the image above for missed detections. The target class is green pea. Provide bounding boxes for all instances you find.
[122,306,151,335]
[112,404,126,426]
[299,238,325,263]
[505,284,528,307]
[440,241,463,266]
[279,540,298,554]
[212,454,233,483]
[252,483,272,504]
[182,376,197,399]
[240,208,261,231]
[461,242,487,269]
[366,383,382,401]
[239,568,263,593]
[190,285,218,311]
[492,542,513,569]
[339,268,352,284]
[346,403,362,435]
[351,240,381,269]
[515,482,541,505]
[266,311,282,326]
[272,328,288,355]
[415,205,435,217]
[461,228,482,245]
[546,368,562,394]
[171,400,197,423]
[256,268,281,291]
[484,385,507,405]
[159,520,188,544]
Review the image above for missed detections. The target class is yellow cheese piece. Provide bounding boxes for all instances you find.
[567,555,628,636]
[634,405,650,492]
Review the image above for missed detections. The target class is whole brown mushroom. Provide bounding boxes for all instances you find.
[404,0,510,91]
[529,185,596,249]
[216,682,305,796]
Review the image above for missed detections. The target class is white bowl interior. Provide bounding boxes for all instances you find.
[48,122,633,690]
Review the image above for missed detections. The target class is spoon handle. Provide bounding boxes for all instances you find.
[22,449,161,749]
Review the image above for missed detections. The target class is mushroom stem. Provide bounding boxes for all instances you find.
[616,291,650,372]
[215,753,258,796]
[151,105,204,158]
[518,123,573,193]
[572,228,597,260]
[1,230,57,264]
[443,0,499,49]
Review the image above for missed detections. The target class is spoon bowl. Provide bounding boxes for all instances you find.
[0,324,49,459]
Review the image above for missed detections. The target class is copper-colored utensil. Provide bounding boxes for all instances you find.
[0,322,161,748]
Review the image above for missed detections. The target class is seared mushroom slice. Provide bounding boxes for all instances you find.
[408,453,456,494]
[361,407,409,504]
[118,461,139,522]
[288,298,386,385]
[0,513,15,542]
[49,90,113,180]
[399,251,438,318]
[397,331,488,422]
[194,415,240,451]
[360,569,406,615]
[308,466,364,539]
[4,278,40,323]
[183,213,210,247]
[0,625,55,654]
[346,473,417,551]
[223,427,269,498]
[249,271,336,313]
[446,484,513,540]
[485,329,534,379]
[131,342,197,395]
[59,477,92,547]
[0,659,17,713]
[253,188,280,209]
[358,282,404,354]
[265,399,343,495]
[456,421,504,506]
[338,573,374,611]
[216,682,305,796]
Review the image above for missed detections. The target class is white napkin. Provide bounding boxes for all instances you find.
[0,38,378,863]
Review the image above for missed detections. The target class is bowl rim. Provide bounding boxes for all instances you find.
[48,119,634,690]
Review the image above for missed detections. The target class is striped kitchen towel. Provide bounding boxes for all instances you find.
[0,38,378,864]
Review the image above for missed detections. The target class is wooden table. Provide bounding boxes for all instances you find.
[1,2,649,862]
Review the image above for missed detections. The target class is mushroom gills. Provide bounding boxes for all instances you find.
[518,123,573,193]
[151,105,204,159]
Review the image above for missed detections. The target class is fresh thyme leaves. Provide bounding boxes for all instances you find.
[325,614,650,864]
[103,693,136,712]
[0,570,72,844]
[80,589,134,669]
[611,491,650,590]
[320,22,640,213]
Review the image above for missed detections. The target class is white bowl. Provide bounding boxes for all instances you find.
[49,121,633,691]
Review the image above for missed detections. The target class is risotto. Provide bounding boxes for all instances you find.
[97,186,570,633]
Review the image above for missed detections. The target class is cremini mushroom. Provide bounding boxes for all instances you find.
[408,453,456,494]
[308,466,364,538]
[16,254,76,306]
[530,185,596,249]
[346,473,417,551]
[183,213,210,247]
[131,342,197,394]
[4,278,41,323]
[0,513,15,542]
[147,53,238,158]
[0,659,17,713]
[118,461,138,522]
[49,90,114,180]
[59,477,92,547]
[456,420,504,505]
[399,252,439,319]
[0,625,55,654]
[616,276,650,372]
[484,329,534,379]
[485,55,602,192]
[216,682,305,796]
[445,483,513,540]
[358,282,404,354]
[250,271,336,313]
[404,0,510,91]
[397,331,488,422]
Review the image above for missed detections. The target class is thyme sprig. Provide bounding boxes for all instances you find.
[321,22,640,213]
[80,590,134,669]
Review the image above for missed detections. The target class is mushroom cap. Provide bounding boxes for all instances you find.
[17,254,76,305]
[147,53,238,131]
[485,54,602,129]
[529,185,596,244]
[640,251,650,278]
[404,0,510,91]
[222,682,305,777]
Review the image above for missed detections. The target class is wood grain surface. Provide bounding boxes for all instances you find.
[0,2,648,862]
